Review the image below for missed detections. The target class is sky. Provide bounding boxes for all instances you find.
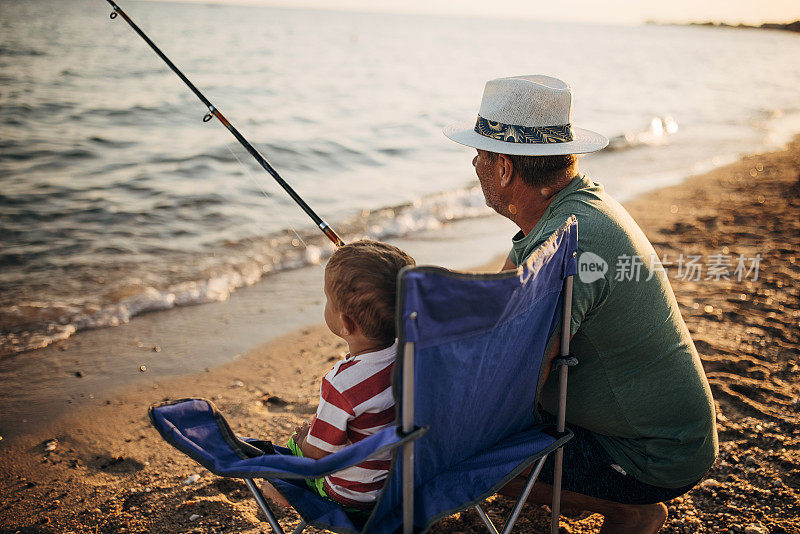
[148,0,800,26]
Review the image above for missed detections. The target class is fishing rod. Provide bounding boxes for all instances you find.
[105,0,344,247]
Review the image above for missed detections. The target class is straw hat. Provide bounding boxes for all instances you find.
[443,75,608,156]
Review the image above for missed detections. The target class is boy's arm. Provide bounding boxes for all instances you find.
[293,421,330,460]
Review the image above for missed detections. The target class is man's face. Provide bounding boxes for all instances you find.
[473,149,504,214]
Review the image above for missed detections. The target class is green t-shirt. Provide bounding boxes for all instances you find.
[509,174,717,488]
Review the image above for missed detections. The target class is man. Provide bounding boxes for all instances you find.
[443,75,717,533]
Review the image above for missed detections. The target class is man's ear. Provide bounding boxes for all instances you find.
[498,154,514,187]
[340,313,358,337]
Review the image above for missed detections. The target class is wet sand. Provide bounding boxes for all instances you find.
[1,138,799,533]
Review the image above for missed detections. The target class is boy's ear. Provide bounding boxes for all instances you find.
[340,313,358,337]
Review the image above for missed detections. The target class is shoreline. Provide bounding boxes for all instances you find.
[647,20,800,34]
[0,213,517,443]
[7,101,800,362]
[1,137,799,532]
[0,185,499,359]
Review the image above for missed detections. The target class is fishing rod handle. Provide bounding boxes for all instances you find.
[320,223,345,247]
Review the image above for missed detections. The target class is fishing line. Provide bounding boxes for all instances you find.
[224,143,308,249]
[105,0,343,247]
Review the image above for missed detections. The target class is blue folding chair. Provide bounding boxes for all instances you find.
[150,216,579,534]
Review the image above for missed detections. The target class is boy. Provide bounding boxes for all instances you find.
[262,240,415,511]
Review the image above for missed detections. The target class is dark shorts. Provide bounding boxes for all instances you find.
[536,412,698,505]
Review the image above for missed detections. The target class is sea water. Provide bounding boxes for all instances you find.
[2,0,800,356]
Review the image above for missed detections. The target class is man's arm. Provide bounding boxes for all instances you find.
[501,253,573,380]
[500,255,516,272]
[541,334,576,385]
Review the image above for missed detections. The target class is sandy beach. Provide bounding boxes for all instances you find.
[1,137,799,533]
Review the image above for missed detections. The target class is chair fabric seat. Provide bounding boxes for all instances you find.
[271,476,368,534]
[271,477,366,534]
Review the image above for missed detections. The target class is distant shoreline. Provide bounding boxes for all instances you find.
[648,20,800,33]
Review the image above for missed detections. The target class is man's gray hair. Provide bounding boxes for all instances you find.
[488,152,577,188]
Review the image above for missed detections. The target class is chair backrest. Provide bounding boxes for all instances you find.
[364,217,578,532]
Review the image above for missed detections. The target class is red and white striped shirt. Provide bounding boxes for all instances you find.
[305,342,397,508]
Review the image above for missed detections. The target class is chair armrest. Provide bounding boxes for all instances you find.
[149,397,426,481]
[236,425,427,480]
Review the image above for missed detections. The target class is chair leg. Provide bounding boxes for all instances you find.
[500,455,547,534]
[552,274,574,534]
[244,478,286,534]
[474,504,499,534]
[290,520,307,534]
[551,447,565,534]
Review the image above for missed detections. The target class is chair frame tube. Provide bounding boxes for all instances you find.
[551,274,574,534]
[402,340,416,534]
[474,504,500,534]
[501,454,547,534]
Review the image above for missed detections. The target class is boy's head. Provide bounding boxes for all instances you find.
[324,240,415,346]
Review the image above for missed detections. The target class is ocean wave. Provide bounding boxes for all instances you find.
[605,116,679,152]
[0,185,490,358]
[0,45,46,57]
[0,147,95,163]
[88,136,136,149]
[69,104,178,124]
[0,102,77,119]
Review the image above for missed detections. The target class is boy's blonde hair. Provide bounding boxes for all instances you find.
[326,240,415,344]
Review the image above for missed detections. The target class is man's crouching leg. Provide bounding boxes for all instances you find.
[597,500,667,534]
[499,478,668,534]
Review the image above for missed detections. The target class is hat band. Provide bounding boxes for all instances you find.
[474,115,574,144]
